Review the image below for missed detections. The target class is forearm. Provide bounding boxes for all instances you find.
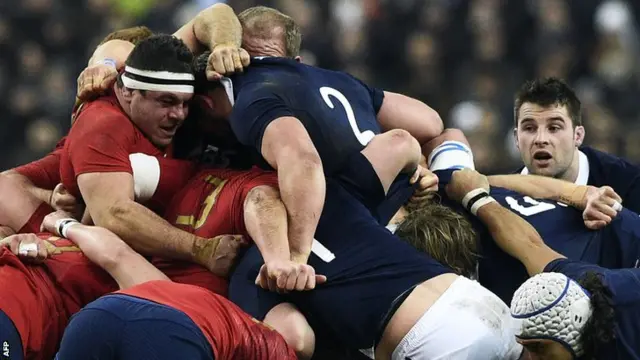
[194,3,242,50]
[95,200,200,262]
[88,40,134,67]
[378,92,444,145]
[488,174,588,209]
[65,224,169,289]
[244,186,290,263]
[476,202,563,276]
[278,160,325,262]
[3,170,52,205]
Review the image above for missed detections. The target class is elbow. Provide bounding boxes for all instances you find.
[425,108,444,140]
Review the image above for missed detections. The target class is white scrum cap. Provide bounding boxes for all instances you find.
[510,272,592,357]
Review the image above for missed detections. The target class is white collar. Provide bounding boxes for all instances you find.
[520,150,590,185]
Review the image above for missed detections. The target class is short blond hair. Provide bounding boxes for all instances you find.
[395,202,479,278]
[98,26,154,46]
[238,6,301,58]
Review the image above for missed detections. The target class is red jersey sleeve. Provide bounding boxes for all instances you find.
[14,136,67,189]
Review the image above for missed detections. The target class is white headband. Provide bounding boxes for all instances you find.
[122,66,195,94]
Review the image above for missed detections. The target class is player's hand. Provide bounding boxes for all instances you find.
[76,63,118,101]
[50,184,84,218]
[583,186,623,230]
[445,168,490,203]
[206,44,250,81]
[0,226,14,240]
[194,234,249,278]
[1,233,50,263]
[409,165,439,206]
[41,210,76,233]
[256,259,327,292]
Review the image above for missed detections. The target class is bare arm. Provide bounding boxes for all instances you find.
[176,3,242,54]
[2,170,52,205]
[488,174,589,210]
[77,172,202,262]
[88,40,134,67]
[243,185,290,263]
[261,117,325,264]
[476,202,564,276]
[377,91,444,146]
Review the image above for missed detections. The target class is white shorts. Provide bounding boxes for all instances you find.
[392,276,522,360]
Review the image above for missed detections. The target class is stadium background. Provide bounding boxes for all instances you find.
[1,0,639,174]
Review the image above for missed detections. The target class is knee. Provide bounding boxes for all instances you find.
[380,129,421,159]
[264,303,315,360]
[246,185,281,206]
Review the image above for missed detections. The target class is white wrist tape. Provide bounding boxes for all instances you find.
[54,218,80,238]
[462,188,488,209]
[470,196,497,216]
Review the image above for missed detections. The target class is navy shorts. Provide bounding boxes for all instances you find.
[55,294,214,360]
[0,310,22,360]
[230,178,452,351]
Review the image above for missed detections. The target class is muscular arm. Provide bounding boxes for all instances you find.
[377,91,443,146]
[243,186,290,262]
[77,172,203,262]
[88,40,134,67]
[488,174,589,210]
[175,3,242,54]
[476,202,565,276]
[2,170,52,205]
[261,117,325,263]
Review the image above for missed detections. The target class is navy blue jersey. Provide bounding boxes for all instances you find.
[545,258,640,359]
[581,146,640,213]
[434,169,640,304]
[228,57,384,174]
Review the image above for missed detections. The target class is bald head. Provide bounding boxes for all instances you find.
[238,6,301,58]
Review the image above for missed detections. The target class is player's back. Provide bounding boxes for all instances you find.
[119,280,297,360]
[479,187,602,303]
[156,167,278,295]
[230,57,384,174]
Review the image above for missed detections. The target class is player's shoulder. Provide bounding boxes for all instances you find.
[582,146,640,177]
[73,96,132,132]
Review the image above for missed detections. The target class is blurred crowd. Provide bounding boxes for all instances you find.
[1,0,639,174]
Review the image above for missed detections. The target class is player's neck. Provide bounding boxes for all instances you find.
[557,149,581,183]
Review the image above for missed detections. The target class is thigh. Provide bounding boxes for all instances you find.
[228,245,287,320]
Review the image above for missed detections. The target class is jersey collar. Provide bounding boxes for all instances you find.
[520,150,590,185]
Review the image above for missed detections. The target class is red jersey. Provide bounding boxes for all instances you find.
[156,167,278,296]
[0,233,116,359]
[119,280,296,360]
[14,137,66,190]
[59,90,166,200]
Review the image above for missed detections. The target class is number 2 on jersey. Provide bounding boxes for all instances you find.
[505,196,556,216]
[320,87,375,146]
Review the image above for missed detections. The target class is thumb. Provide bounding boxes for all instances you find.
[315,274,327,284]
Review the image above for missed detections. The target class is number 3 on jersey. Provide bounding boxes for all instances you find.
[320,87,375,146]
[505,196,556,216]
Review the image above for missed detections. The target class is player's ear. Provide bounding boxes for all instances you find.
[574,125,585,147]
[513,127,520,149]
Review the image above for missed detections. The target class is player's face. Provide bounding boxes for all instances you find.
[129,90,192,148]
[515,103,584,181]
[518,338,574,360]
[192,93,234,139]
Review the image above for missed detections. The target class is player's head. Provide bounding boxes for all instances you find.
[511,272,615,360]
[189,51,235,138]
[117,34,195,148]
[514,78,585,181]
[395,201,478,278]
[238,6,302,60]
[98,26,154,46]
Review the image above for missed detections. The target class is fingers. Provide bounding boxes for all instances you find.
[585,219,608,230]
[601,186,622,203]
[239,49,251,67]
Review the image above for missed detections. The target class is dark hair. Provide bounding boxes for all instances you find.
[192,51,223,94]
[238,6,302,58]
[578,271,616,360]
[395,201,479,278]
[125,34,194,74]
[514,77,582,127]
[98,26,154,46]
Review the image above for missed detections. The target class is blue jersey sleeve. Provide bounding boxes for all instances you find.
[347,74,385,114]
[229,83,294,151]
[598,208,640,269]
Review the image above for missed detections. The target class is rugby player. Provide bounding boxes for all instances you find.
[445,168,640,360]
[33,212,298,360]
[514,78,640,214]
